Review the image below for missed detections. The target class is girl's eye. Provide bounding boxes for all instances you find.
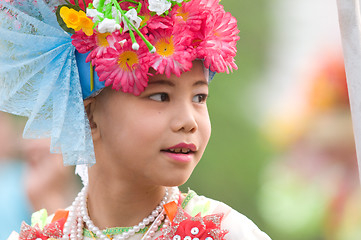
[193,94,208,103]
[149,93,170,102]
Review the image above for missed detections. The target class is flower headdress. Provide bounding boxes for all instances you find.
[61,0,239,97]
[0,0,239,170]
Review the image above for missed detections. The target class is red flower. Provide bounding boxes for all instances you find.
[158,205,228,240]
[174,215,208,238]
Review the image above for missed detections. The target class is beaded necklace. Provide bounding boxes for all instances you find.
[61,186,180,240]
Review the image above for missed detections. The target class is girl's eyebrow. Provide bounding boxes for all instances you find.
[148,80,208,87]
[148,80,175,87]
[193,80,208,86]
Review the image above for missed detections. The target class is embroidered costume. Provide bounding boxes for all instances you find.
[8,190,270,240]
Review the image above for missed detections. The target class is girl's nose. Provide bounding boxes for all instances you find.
[171,103,198,133]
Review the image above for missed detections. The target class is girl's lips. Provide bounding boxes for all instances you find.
[161,142,197,163]
[162,151,194,163]
[165,143,197,152]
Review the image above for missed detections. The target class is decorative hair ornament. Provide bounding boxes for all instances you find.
[0,0,95,167]
[0,0,239,167]
[63,0,240,97]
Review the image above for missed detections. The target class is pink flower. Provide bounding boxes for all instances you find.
[146,15,173,31]
[86,31,122,64]
[71,30,97,53]
[148,21,193,78]
[72,30,121,64]
[69,0,92,11]
[193,0,240,73]
[93,39,151,95]
[170,0,206,32]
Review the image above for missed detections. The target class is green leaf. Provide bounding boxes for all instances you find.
[137,2,142,13]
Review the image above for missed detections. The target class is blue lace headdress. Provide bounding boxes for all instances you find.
[0,0,239,174]
[0,0,95,167]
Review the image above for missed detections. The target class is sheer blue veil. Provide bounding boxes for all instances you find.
[0,0,96,167]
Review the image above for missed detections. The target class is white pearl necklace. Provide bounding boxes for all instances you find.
[61,186,179,240]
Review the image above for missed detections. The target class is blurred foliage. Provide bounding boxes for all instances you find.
[179,0,274,236]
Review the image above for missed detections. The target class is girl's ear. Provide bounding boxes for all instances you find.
[84,98,100,141]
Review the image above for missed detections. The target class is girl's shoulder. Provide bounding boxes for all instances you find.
[179,189,271,240]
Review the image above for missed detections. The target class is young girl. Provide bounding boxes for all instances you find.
[1,0,271,239]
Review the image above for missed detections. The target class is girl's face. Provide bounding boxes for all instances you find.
[91,61,211,187]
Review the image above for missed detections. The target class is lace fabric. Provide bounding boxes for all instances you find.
[0,0,95,166]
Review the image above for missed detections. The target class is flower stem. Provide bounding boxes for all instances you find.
[97,0,105,11]
[127,22,137,45]
[90,63,94,91]
[111,0,156,52]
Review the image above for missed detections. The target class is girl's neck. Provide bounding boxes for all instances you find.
[87,172,166,230]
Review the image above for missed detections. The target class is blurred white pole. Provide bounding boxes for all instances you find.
[337,0,361,184]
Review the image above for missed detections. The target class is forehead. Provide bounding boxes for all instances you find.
[148,61,208,84]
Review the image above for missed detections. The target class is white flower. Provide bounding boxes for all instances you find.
[86,8,104,22]
[148,0,172,16]
[98,18,121,33]
[112,6,119,19]
[93,0,111,9]
[122,8,143,32]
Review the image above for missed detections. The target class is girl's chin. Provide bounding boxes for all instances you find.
[156,172,193,187]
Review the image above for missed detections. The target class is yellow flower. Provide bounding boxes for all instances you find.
[60,6,94,36]
[79,14,94,36]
